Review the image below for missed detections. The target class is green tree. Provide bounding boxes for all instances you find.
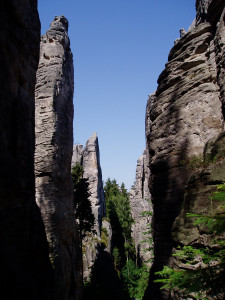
[122,259,149,299]
[155,184,225,299]
[104,179,135,264]
[71,163,95,239]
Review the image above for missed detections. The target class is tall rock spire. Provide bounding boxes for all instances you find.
[72,133,106,280]
[35,16,82,299]
[129,150,153,267]
[82,132,106,233]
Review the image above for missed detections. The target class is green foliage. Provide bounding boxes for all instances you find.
[155,184,225,299]
[71,163,95,239]
[100,227,109,249]
[180,154,204,170]
[104,178,135,264]
[141,210,153,217]
[71,162,83,185]
[122,260,149,299]
[113,247,121,273]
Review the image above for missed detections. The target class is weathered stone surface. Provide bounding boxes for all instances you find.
[171,132,225,299]
[129,151,153,267]
[82,132,106,234]
[196,0,210,25]
[145,2,225,298]
[72,145,83,166]
[72,133,106,235]
[35,16,82,299]
[72,132,106,280]
[214,6,225,118]
[0,1,53,298]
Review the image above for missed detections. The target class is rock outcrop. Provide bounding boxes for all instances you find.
[168,132,225,299]
[0,1,53,298]
[72,133,105,234]
[82,132,106,234]
[35,16,82,299]
[72,132,107,280]
[144,0,225,299]
[129,151,153,267]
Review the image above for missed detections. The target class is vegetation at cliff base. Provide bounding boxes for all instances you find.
[155,183,225,299]
[71,163,95,239]
[104,178,150,299]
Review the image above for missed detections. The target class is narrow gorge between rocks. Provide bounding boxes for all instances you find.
[0,0,225,299]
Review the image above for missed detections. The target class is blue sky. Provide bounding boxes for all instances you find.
[38,0,196,190]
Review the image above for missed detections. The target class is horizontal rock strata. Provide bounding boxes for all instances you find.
[145,1,225,298]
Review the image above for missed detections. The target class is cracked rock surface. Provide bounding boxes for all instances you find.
[145,1,225,298]
[129,150,153,267]
[35,16,82,300]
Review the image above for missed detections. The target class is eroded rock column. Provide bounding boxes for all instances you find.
[72,132,107,280]
[129,150,153,267]
[35,16,82,299]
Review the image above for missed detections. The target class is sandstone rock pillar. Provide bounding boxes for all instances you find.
[72,133,107,280]
[35,16,82,299]
[129,151,153,267]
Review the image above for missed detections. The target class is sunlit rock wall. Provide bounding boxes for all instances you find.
[144,0,225,298]
[35,16,82,299]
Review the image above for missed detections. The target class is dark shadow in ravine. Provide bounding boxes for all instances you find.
[84,244,129,300]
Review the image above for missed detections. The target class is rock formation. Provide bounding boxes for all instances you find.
[144,0,225,299]
[72,133,105,234]
[0,1,53,298]
[72,145,84,166]
[72,132,107,280]
[35,16,82,299]
[82,132,106,233]
[171,132,225,299]
[129,151,153,267]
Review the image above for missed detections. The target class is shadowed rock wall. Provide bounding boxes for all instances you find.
[35,16,82,299]
[0,1,53,298]
[144,0,225,299]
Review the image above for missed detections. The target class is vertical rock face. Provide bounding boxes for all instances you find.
[171,133,225,299]
[35,16,82,299]
[214,5,225,117]
[72,145,84,166]
[82,132,106,234]
[0,1,53,298]
[129,151,153,267]
[196,0,210,25]
[72,132,106,280]
[145,1,225,299]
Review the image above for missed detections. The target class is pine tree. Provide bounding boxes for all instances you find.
[71,163,95,239]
